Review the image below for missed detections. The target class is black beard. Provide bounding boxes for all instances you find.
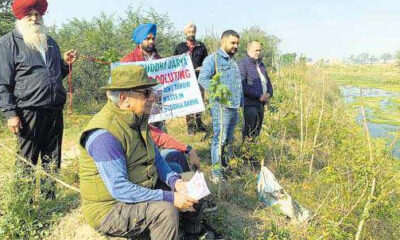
[142,45,155,52]
[229,49,237,56]
[186,36,195,41]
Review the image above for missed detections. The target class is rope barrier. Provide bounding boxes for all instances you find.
[0,141,80,193]
[81,56,110,66]
[66,55,110,115]
[68,55,73,115]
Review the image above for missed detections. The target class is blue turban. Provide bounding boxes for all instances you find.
[132,23,157,44]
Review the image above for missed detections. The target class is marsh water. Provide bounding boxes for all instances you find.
[340,86,400,157]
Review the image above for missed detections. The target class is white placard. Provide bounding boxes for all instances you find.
[111,53,205,123]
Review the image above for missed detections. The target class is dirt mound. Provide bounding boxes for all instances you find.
[45,208,125,240]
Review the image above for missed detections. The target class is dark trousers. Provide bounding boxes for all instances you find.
[243,105,264,140]
[186,85,205,129]
[17,108,63,169]
[15,108,63,199]
[185,113,203,129]
[96,201,179,240]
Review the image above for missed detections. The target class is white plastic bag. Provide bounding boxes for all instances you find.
[257,166,310,224]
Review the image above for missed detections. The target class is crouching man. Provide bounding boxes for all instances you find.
[78,65,196,240]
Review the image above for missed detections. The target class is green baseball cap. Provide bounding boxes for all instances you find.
[100,65,159,90]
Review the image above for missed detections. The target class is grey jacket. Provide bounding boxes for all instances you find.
[0,29,69,118]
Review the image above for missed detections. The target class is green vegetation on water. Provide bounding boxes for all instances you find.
[327,64,400,126]
[326,64,400,92]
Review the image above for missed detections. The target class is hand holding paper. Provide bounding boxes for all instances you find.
[186,171,211,201]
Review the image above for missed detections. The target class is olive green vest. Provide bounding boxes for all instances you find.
[79,101,158,228]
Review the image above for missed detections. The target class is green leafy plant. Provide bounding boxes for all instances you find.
[208,72,232,198]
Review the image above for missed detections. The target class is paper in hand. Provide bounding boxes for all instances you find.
[186,171,211,200]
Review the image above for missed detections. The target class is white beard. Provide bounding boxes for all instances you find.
[16,18,48,52]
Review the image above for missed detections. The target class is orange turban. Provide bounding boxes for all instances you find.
[12,0,48,20]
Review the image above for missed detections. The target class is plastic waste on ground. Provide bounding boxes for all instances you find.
[257,166,310,224]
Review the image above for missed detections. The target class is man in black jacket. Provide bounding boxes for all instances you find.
[0,0,77,180]
[174,22,208,135]
[239,41,273,140]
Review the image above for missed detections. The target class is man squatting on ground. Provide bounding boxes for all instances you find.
[79,65,198,239]
[79,64,225,240]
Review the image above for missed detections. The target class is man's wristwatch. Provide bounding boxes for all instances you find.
[186,145,193,154]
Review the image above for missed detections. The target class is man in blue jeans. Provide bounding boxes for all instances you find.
[198,30,242,183]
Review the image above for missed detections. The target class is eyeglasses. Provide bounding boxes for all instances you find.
[133,89,153,98]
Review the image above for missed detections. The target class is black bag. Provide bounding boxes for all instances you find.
[180,200,204,235]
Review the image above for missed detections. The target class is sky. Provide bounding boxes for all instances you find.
[44,0,400,60]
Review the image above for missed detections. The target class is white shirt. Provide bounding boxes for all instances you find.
[256,62,267,94]
[143,52,157,61]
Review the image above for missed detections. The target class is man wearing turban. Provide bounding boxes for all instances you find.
[121,22,212,180]
[121,23,161,62]
[120,23,166,132]
[0,0,77,198]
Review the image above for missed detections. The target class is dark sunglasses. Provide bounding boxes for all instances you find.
[133,89,153,98]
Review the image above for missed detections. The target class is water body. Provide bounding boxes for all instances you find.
[340,85,400,158]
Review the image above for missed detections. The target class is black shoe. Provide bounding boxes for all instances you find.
[180,233,199,240]
[201,131,213,142]
[202,199,218,213]
[188,127,195,136]
[222,166,233,177]
[195,121,208,132]
[200,220,225,240]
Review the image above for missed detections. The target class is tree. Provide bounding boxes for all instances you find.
[201,30,220,54]
[50,7,181,112]
[357,53,369,64]
[380,53,392,64]
[200,26,280,70]
[298,54,307,65]
[348,54,356,64]
[279,53,297,67]
[369,55,378,64]
[0,0,14,36]
[236,26,280,70]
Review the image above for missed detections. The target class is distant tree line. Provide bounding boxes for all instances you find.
[346,52,394,64]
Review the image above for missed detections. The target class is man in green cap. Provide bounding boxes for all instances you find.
[78,65,197,240]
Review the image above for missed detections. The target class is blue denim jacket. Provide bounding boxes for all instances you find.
[198,48,243,108]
